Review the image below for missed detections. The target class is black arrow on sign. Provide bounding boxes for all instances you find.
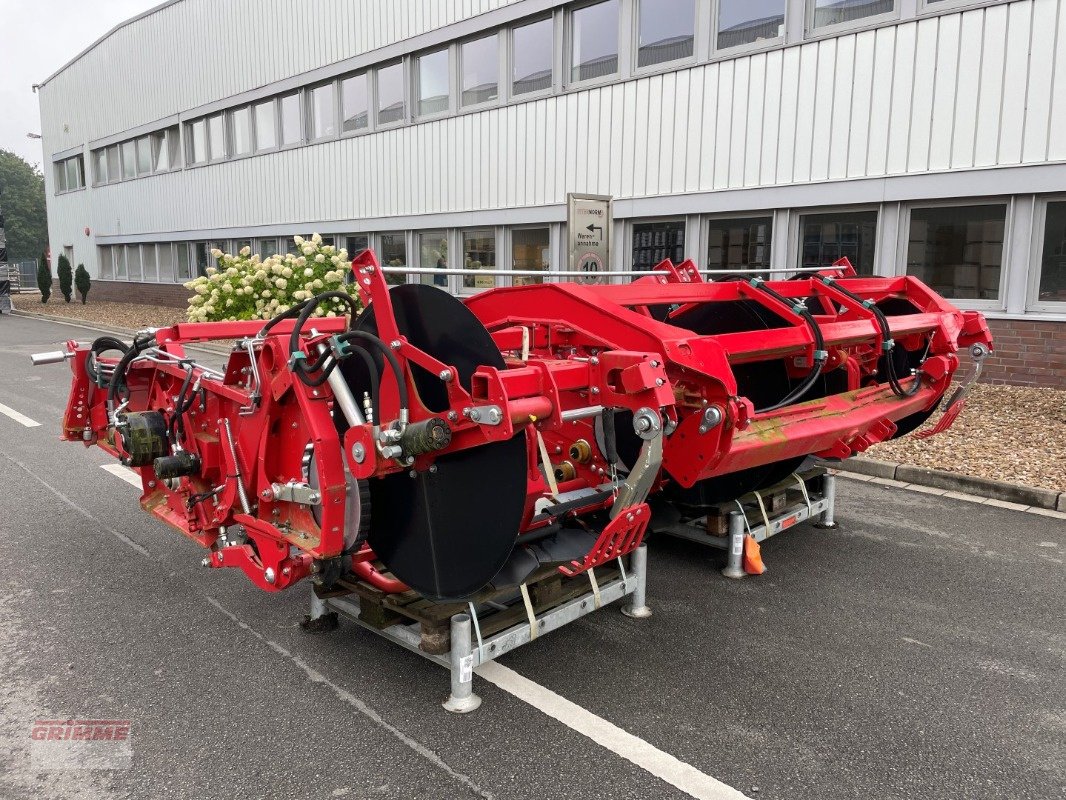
[585,224,604,238]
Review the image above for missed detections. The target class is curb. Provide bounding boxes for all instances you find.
[824,456,1065,512]
[9,309,231,357]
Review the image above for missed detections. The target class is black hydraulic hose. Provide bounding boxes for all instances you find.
[337,330,409,412]
[86,336,130,387]
[106,332,155,411]
[288,291,358,365]
[167,364,196,444]
[747,278,828,413]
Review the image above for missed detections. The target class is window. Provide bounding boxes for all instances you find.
[66,157,83,190]
[811,0,896,31]
[114,245,127,279]
[174,243,193,282]
[235,239,252,254]
[345,235,369,254]
[341,74,369,132]
[377,62,405,125]
[158,243,174,281]
[142,244,158,281]
[121,141,136,179]
[379,233,407,285]
[800,211,877,275]
[106,146,120,183]
[718,0,786,50]
[632,219,685,270]
[417,49,451,117]
[93,150,107,185]
[207,114,225,160]
[1038,202,1066,303]
[463,230,496,290]
[513,18,553,95]
[707,216,773,275]
[254,100,277,150]
[231,106,252,155]
[136,136,152,175]
[280,93,302,146]
[126,244,143,281]
[570,1,619,83]
[906,205,1006,300]
[54,162,68,192]
[461,34,499,107]
[151,130,169,171]
[189,119,207,164]
[259,239,280,259]
[311,83,337,139]
[637,0,695,68]
[194,243,210,276]
[99,246,114,279]
[417,231,450,287]
[512,227,551,286]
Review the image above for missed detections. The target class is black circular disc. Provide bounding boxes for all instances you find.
[336,284,528,600]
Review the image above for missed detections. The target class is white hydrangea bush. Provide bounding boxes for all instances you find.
[184,234,358,322]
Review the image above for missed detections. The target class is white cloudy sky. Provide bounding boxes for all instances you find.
[0,0,159,167]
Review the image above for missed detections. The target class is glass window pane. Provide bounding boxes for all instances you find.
[66,158,81,189]
[175,242,191,281]
[800,211,878,275]
[194,243,209,277]
[142,244,158,281]
[93,150,107,184]
[1038,202,1066,302]
[512,227,551,286]
[114,245,127,279]
[106,146,120,181]
[632,219,686,271]
[342,74,369,132]
[379,233,407,285]
[311,83,336,139]
[99,246,113,279]
[377,62,405,125]
[906,205,1006,300]
[280,93,301,146]
[121,140,136,179]
[416,231,450,287]
[463,230,496,290]
[813,0,896,29]
[513,18,553,95]
[152,131,169,171]
[157,243,174,281]
[637,0,694,68]
[706,217,773,276]
[208,114,225,160]
[718,0,786,50]
[462,34,498,106]
[417,49,450,116]
[345,235,369,255]
[55,162,67,192]
[126,245,142,281]
[231,106,252,155]
[189,120,206,164]
[571,0,619,83]
[259,239,279,258]
[136,137,152,174]
[168,127,181,169]
[254,101,277,150]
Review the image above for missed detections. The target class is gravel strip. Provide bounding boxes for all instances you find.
[865,383,1066,492]
[12,294,186,330]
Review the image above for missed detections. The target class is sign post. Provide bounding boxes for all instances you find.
[567,193,612,283]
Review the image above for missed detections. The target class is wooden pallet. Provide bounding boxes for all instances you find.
[320,562,621,654]
[701,468,826,536]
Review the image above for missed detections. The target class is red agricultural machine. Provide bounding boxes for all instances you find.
[35,253,992,604]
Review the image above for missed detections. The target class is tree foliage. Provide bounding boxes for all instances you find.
[75,263,91,304]
[37,251,52,303]
[0,150,48,262]
[58,254,73,302]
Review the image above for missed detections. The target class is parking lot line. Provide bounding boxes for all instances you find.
[100,463,143,488]
[476,661,747,800]
[0,402,41,428]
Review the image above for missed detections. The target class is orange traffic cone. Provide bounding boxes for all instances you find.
[743,534,765,575]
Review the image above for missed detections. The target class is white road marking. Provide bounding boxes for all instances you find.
[475,661,747,800]
[100,463,143,489]
[901,637,933,649]
[205,597,495,800]
[0,402,41,428]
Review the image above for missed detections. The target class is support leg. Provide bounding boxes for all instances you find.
[721,511,747,579]
[443,614,481,713]
[300,587,339,632]
[621,544,652,619]
[814,472,838,529]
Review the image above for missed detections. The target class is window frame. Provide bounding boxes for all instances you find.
[307,80,341,142]
[791,204,882,277]
[413,46,454,121]
[632,0,698,75]
[459,31,501,110]
[566,0,623,89]
[1027,194,1066,313]
[186,118,209,166]
[278,91,305,150]
[252,98,280,153]
[897,197,1010,311]
[713,0,788,57]
[805,0,900,38]
[703,212,776,276]
[228,105,255,158]
[509,15,556,101]
[340,72,372,137]
[375,60,408,129]
[627,216,688,272]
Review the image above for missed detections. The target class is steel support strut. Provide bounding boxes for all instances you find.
[621,544,652,618]
[722,512,747,579]
[443,613,482,713]
[814,472,838,529]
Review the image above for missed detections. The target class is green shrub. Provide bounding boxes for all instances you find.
[37,252,52,303]
[57,254,72,302]
[75,263,91,304]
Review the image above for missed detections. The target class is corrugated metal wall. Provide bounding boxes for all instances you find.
[43,0,1066,253]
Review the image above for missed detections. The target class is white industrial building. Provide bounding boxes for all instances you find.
[38,0,1066,385]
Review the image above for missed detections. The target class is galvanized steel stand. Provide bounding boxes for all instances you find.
[813,472,838,529]
[309,544,651,713]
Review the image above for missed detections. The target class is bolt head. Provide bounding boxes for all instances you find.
[264,567,276,584]
[438,369,453,381]
[216,551,224,563]
[200,557,211,568]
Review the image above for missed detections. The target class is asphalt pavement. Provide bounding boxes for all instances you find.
[0,313,1062,800]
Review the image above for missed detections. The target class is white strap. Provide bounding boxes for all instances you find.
[792,472,812,517]
[616,556,628,583]
[733,500,754,536]
[520,583,538,640]
[467,601,485,664]
[587,567,602,609]
[535,428,560,499]
[752,489,771,537]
